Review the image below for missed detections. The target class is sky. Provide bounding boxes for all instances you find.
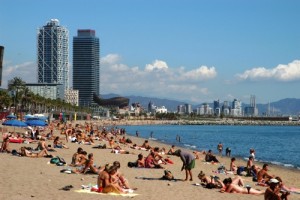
[1,0,300,105]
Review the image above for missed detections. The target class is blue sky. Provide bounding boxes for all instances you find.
[1,0,300,105]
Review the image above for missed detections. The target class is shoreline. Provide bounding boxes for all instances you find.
[94,118,300,126]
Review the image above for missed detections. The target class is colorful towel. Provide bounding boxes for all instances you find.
[74,189,139,197]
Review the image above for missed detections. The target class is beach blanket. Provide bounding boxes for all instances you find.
[74,189,139,197]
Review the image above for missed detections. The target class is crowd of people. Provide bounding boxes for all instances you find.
[1,119,300,199]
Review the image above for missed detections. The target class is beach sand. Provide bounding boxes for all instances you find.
[1,120,300,200]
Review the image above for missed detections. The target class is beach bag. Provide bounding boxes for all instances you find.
[206,183,216,189]
[237,166,245,175]
[50,157,60,164]
[127,162,137,168]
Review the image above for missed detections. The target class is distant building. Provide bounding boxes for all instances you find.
[0,46,3,87]
[148,101,156,113]
[177,105,185,114]
[244,95,258,116]
[37,19,69,90]
[213,100,220,116]
[155,106,167,114]
[64,88,79,106]
[26,83,64,100]
[231,99,242,116]
[73,29,100,107]
[185,104,192,114]
[197,103,213,115]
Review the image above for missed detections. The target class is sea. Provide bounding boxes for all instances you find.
[118,125,300,170]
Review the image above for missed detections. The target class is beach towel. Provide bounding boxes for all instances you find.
[74,189,138,197]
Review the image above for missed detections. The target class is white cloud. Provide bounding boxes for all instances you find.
[236,60,300,81]
[182,66,217,80]
[100,54,216,103]
[2,61,36,88]
[145,59,168,72]
[100,54,121,65]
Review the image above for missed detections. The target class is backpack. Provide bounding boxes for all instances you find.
[50,157,60,164]
[127,162,137,168]
[237,166,245,175]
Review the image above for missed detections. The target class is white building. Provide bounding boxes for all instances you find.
[155,106,167,113]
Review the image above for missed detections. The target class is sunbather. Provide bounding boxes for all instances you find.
[220,177,264,195]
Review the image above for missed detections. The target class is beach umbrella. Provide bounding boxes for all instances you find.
[6,114,17,119]
[25,120,47,127]
[2,119,27,127]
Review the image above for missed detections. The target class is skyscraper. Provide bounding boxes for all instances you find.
[0,46,4,87]
[73,29,100,106]
[37,19,69,90]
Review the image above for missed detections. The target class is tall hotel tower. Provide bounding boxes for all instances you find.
[37,19,69,90]
[73,29,100,107]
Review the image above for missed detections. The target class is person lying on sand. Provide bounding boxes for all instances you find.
[220,177,264,195]
[19,146,52,158]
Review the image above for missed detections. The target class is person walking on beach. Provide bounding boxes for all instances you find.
[174,149,196,181]
[217,142,223,156]
[136,131,139,137]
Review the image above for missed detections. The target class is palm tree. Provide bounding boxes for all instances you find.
[0,90,12,111]
[8,77,26,116]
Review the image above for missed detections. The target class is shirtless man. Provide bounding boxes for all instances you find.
[257,164,274,186]
[70,147,83,166]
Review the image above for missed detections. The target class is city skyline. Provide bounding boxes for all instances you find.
[1,0,300,104]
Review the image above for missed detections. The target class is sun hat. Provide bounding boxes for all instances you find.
[269,178,279,184]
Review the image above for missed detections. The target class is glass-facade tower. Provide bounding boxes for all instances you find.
[73,29,100,107]
[37,19,69,90]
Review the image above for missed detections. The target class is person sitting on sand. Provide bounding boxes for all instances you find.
[167,145,176,155]
[265,178,289,200]
[112,161,137,190]
[230,157,238,173]
[36,138,50,151]
[80,153,101,174]
[257,164,274,186]
[174,149,196,181]
[136,153,145,168]
[205,150,219,163]
[19,146,52,158]
[70,147,83,166]
[83,135,94,145]
[97,165,125,194]
[108,137,121,150]
[141,140,152,150]
[53,136,69,149]
[220,177,264,195]
[145,151,164,169]
[0,133,11,153]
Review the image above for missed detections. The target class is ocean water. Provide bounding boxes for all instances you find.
[119,125,300,170]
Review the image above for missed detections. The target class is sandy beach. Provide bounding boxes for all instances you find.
[1,120,300,200]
